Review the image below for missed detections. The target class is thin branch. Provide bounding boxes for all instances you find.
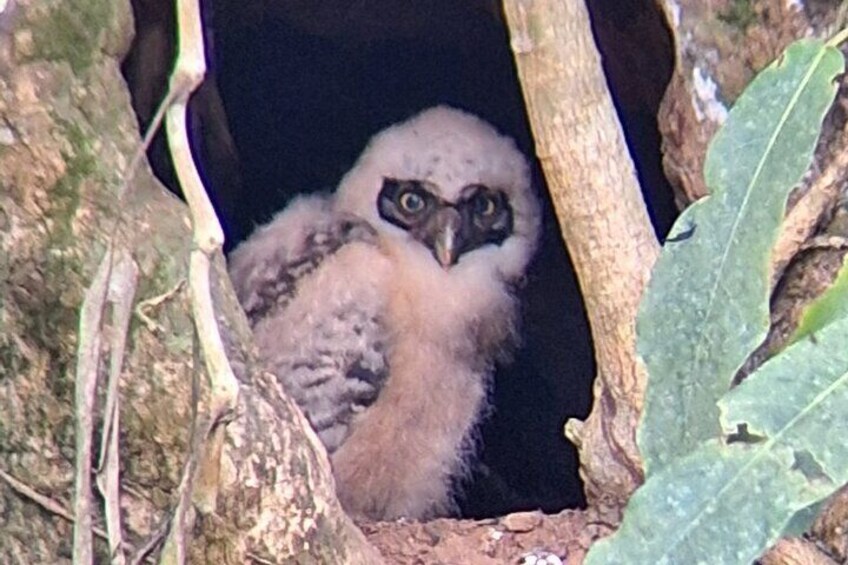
[73,250,114,564]
[245,552,277,565]
[159,406,212,564]
[800,234,848,251]
[165,0,237,419]
[0,469,113,548]
[1,468,76,523]
[70,0,236,560]
[135,280,186,334]
[157,0,240,561]
[826,26,848,48]
[129,518,171,565]
[70,0,191,557]
[95,250,139,565]
[118,86,181,203]
[74,248,140,565]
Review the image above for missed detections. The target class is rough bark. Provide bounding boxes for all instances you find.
[7,0,847,562]
[502,0,661,508]
[657,0,840,205]
[760,537,839,565]
[0,0,378,562]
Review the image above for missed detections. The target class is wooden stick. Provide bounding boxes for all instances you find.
[158,0,240,561]
[502,0,659,504]
[73,250,113,564]
[95,251,139,565]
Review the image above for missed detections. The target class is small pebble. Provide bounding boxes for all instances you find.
[501,510,542,533]
[0,126,14,145]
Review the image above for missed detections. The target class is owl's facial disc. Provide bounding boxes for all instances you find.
[377,178,514,268]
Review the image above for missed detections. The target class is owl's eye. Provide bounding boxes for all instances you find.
[473,193,498,217]
[398,191,427,214]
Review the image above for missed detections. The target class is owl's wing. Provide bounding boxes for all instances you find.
[228,195,378,322]
[228,195,390,452]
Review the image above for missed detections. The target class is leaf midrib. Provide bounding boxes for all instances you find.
[679,46,828,449]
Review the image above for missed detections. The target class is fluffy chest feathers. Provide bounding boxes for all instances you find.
[381,236,517,360]
[228,201,518,520]
[321,233,519,520]
[228,105,538,520]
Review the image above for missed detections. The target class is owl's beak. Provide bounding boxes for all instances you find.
[431,207,463,269]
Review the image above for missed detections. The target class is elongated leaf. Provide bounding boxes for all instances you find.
[637,39,844,474]
[583,442,817,565]
[720,312,848,496]
[790,254,848,343]
[586,312,848,565]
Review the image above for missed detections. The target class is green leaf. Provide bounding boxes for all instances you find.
[583,442,816,565]
[586,312,848,565]
[637,39,844,475]
[789,254,848,343]
[720,311,848,491]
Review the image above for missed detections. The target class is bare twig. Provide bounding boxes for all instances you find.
[70,2,188,558]
[71,0,237,561]
[116,34,187,206]
[135,280,186,334]
[70,1,234,564]
[1,468,76,523]
[165,0,237,420]
[73,250,113,564]
[800,234,848,252]
[95,251,139,565]
[0,468,112,546]
[129,518,171,565]
[156,0,239,561]
[74,248,140,565]
[118,86,181,203]
[160,407,206,564]
[245,552,277,565]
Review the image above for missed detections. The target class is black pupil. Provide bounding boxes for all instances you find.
[401,191,424,212]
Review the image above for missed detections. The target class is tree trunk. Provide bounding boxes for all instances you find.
[502,0,660,509]
[0,0,378,561]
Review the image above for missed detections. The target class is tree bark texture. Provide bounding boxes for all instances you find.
[0,0,378,562]
[657,0,844,205]
[502,0,661,508]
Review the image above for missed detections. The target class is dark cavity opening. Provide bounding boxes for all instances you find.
[122,0,675,519]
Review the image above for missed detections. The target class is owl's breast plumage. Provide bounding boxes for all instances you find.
[228,106,537,520]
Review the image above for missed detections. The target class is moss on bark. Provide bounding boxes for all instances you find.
[0,0,378,561]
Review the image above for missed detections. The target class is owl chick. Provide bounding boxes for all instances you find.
[228,106,540,520]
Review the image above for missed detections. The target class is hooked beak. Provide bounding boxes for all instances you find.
[431,207,463,269]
